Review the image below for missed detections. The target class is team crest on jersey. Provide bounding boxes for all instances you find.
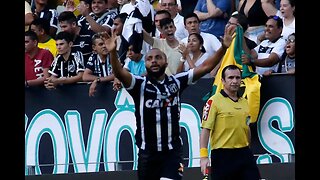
[80,41,85,48]
[68,62,76,72]
[168,83,178,94]
[202,100,212,121]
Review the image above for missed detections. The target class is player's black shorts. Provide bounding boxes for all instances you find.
[210,146,261,180]
[137,147,184,180]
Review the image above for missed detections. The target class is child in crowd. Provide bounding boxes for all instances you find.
[123,45,146,76]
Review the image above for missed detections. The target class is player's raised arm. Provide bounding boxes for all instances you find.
[103,30,132,88]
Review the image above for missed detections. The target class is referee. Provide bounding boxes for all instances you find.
[200,65,261,180]
[104,26,234,180]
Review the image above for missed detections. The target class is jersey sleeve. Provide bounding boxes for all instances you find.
[173,69,194,93]
[126,74,145,101]
[85,55,95,71]
[126,73,141,91]
[74,51,85,73]
[201,98,217,130]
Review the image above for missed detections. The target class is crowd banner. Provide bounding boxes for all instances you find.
[252,74,295,164]
[25,75,295,175]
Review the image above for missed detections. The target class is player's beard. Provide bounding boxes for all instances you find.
[146,65,166,78]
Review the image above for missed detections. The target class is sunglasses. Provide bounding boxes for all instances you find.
[286,37,295,43]
[269,15,281,21]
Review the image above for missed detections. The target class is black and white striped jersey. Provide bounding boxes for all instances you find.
[32,7,58,29]
[72,27,94,65]
[85,53,112,77]
[126,69,195,152]
[49,51,85,77]
[77,9,118,32]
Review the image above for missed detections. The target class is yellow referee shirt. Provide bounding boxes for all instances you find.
[201,90,251,150]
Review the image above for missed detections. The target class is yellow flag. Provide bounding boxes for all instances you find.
[203,26,261,123]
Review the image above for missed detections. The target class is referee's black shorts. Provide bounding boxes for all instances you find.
[210,146,261,180]
[137,147,184,180]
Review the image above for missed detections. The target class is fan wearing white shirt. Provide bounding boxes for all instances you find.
[181,12,221,57]
[159,0,188,41]
[261,0,295,40]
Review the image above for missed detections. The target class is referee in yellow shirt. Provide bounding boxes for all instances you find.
[199,65,261,180]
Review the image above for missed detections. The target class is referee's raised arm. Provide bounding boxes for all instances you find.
[103,30,132,88]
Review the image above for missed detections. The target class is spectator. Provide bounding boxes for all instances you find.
[143,18,183,75]
[108,13,129,91]
[45,31,85,89]
[123,45,146,76]
[177,33,211,78]
[159,0,188,40]
[25,1,35,31]
[182,12,221,57]
[223,11,257,77]
[154,10,172,39]
[215,11,258,74]
[32,0,59,38]
[274,32,295,74]
[58,11,93,65]
[77,0,118,34]
[261,0,295,40]
[238,0,269,44]
[194,0,231,38]
[241,15,286,77]
[229,11,257,50]
[30,18,58,57]
[181,12,222,78]
[158,0,182,12]
[215,11,258,78]
[112,13,129,64]
[25,30,54,87]
[83,32,115,96]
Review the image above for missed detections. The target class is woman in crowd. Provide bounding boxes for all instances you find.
[177,33,211,78]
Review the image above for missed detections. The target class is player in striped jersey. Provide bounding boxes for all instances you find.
[104,26,234,180]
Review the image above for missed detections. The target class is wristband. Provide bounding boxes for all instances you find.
[180,57,186,62]
[200,148,208,158]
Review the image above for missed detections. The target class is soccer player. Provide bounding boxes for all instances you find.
[103,26,234,179]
